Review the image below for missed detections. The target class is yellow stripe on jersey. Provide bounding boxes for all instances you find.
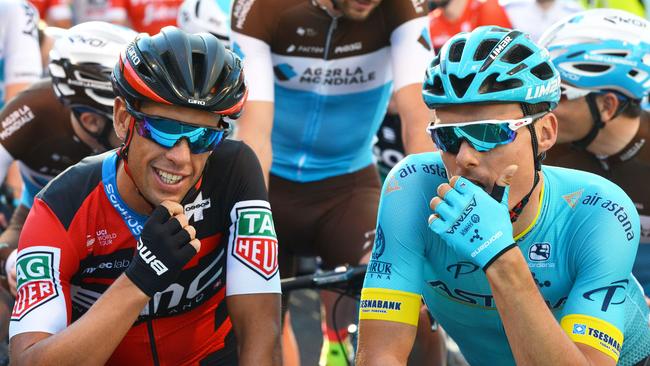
[359,288,420,326]
[561,314,624,362]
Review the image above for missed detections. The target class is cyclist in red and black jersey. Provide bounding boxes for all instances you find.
[9,27,281,366]
[0,22,135,294]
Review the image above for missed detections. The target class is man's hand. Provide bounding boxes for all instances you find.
[124,201,200,297]
[428,166,518,270]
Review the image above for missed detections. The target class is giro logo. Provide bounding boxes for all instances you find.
[446,261,479,279]
[187,99,206,106]
[529,243,551,261]
[184,192,211,222]
[136,239,169,276]
[447,198,477,234]
[583,279,628,312]
[126,45,141,66]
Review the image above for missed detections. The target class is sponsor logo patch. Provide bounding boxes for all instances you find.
[562,188,583,209]
[233,207,278,279]
[573,323,586,335]
[12,250,59,320]
[184,192,211,222]
[528,242,551,261]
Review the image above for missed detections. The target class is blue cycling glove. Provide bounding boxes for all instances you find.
[428,176,516,270]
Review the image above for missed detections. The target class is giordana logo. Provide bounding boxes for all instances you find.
[126,44,141,66]
[187,99,206,105]
[233,206,278,279]
[470,231,503,258]
[528,242,550,261]
[184,192,211,222]
[12,249,60,320]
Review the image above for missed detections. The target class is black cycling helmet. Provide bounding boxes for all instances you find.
[112,26,247,119]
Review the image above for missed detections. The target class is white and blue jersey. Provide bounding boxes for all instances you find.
[231,0,432,182]
[0,0,41,109]
[360,152,650,365]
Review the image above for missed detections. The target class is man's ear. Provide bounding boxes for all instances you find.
[536,112,558,154]
[78,112,105,134]
[597,92,621,123]
[113,97,130,141]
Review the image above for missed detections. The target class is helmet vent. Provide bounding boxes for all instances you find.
[629,69,639,77]
[574,63,611,73]
[431,54,440,68]
[449,73,476,98]
[479,73,523,94]
[501,45,533,64]
[602,51,629,58]
[429,75,445,96]
[474,39,498,61]
[530,62,555,80]
[507,63,528,76]
[449,41,466,62]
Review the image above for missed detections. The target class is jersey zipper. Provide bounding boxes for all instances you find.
[296,15,339,179]
[146,301,161,366]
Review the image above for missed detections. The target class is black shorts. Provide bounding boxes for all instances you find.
[269,165,381,278]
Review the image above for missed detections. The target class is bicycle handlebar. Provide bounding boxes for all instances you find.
[281,264,367,293]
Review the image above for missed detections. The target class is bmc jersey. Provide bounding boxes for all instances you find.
[9,142,281,365]
[545,114,650,295]
[231,0,432,182]
[0,0,41,109]
[0,80,94,208]
[360,153,650,366]
[428,0,511,52]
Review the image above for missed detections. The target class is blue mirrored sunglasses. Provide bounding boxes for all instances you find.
[126,106,230,154]
[427,112,547,153]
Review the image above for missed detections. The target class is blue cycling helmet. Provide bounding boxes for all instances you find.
[423,26,561,110]
[538,9,650,101]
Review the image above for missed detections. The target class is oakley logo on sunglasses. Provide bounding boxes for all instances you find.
[188,99,206,106]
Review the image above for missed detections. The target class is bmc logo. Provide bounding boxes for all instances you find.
[12,250,60,320]
[136,239,169,276]
[233,207,278,279]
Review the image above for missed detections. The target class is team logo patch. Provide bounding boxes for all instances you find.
[233,207,279,279]
[11,250,60,320]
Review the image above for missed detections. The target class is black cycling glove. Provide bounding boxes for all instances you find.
[125,205,198,297]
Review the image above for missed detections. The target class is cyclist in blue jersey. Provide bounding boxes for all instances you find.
[356,26,650,366]
[231,0,434,363]
[538,9,650,299]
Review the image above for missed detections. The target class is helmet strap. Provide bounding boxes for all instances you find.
[71,108,115,151]
[117,116,155,212]
[571,93,605,150]
[509,103,543,223]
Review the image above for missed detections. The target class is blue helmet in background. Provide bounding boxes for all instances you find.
[539,9,650,101]
[422,26,561,110]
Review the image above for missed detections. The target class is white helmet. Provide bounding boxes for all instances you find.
[48,21,137,117]
[177,0,230,44]
[539,9,650,100]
